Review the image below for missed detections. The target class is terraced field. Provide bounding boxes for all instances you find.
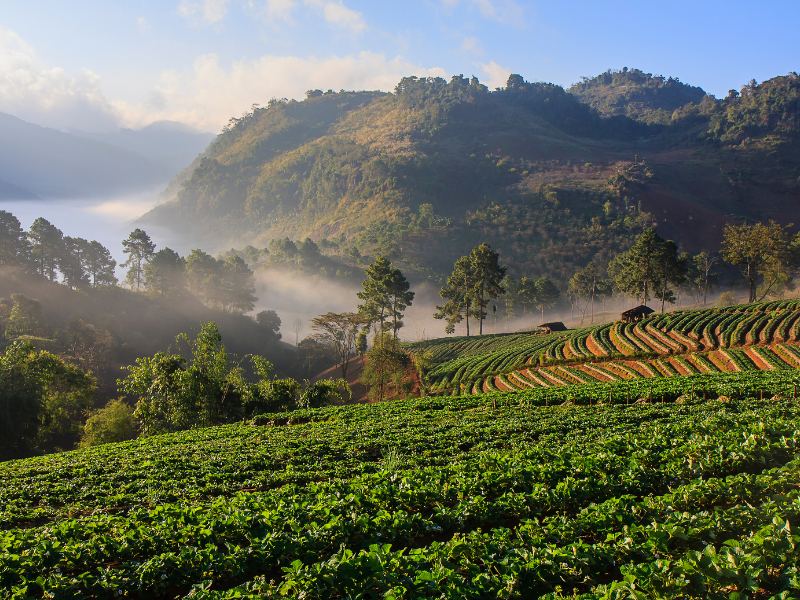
[409,300,800,394]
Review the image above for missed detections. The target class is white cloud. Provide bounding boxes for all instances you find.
[136,16,151,33]
[460,36,483,55]
[178,0,230,24]
[264,0,297,22]
[441,0,524,25]
[304,0,366,32]
[118,51,444,131]
[0,27,120,132]
[480,60,510,89]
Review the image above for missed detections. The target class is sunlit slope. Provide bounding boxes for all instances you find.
[408,300,800,395]
[3,374,800,597]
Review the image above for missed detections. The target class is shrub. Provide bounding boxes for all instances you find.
[80,399,137,447]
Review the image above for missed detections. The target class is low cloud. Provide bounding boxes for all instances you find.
[441,0,525,25]
[178,0,230,24]
[0,26,444,133]
[480,60,511,89]
[0,27,120,132]
[120,51,445,131]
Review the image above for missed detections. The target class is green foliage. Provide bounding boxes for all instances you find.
[362,334,410,401]
[120,322,248,435]
[121,228,155,291]
[570,67,707,124]
[357,256,414,338]
[2,377,800,595]
[0,340,95,459]
[80,398,137,447]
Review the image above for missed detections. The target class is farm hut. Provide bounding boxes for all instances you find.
[621,305,654,323]
[537,321,568,333]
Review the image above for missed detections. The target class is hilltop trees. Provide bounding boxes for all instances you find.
[435,244,506,336]
[0,210,29,267]
[82,241,117,287]
[145,248,186,297]
[28,218,64,281]
[357,256,414,339]
[122,229,155,291]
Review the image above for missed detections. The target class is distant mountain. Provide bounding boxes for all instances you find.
[76,121,214,177]
[0,113,214,200]
[145,71,800,282]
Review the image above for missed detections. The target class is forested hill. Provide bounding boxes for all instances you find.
[146,70,800,282]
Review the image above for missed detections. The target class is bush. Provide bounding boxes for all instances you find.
[81,399,137,447]
[299,378,351,409]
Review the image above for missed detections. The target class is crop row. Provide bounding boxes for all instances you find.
[412,300,800,392]
[2,390,799,598]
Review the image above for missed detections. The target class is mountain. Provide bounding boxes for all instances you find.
[75,121,214,177]
[0,112,169,198]
[145,71,800,282]
[568,67,708,124]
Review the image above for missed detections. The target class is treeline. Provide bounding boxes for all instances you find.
[0,210,264,316]
[0,323,347,460]
[431,220,800,336]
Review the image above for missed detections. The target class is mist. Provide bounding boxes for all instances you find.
[4,191,188,275]
[254,265,771,345]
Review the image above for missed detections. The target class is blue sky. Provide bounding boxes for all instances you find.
[1,0,798,132]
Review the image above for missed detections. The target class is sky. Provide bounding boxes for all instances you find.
[1,0,798,133]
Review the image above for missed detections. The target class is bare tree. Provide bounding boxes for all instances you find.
[310,312,364,379]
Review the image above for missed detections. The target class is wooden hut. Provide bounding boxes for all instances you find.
[621,305,654,323]
[537,321,568,333]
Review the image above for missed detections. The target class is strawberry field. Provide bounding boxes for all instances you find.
[2,370,800,598]
[410,300,800,394]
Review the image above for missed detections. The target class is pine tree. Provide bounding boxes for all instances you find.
[122,229,155,292]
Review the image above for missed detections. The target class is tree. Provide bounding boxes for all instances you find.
[357,256,394,333]
[310,312,364,379]
[386,266,414,338]
[0,210,29,267]
[0,340,95,459]
[608,228,684,308]
[28,217,64,281]
[120,323,249,435]
[82,240,117,287]
[653,240,687,313]
[122,229,155,291]
[469,243,506,334]
[361,333,409,402]
[145,247,186,296]
[689,251,718,306]
[533,277,560,322]
[721,221,793,302]
[256,309,282,339]
[435,255,478,335]
[568,262,612,323]
[59,236,90,290]
[186,249,221,306]
[80,399,137,447]
[517,276,538,316]
[219,255,256,313]
[5,294,43,339]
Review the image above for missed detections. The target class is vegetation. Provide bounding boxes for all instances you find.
[410,299,800,394]
[147,71,800,285]
[2,373,800,596]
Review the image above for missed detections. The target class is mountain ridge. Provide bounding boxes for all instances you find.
[145,69,800,281]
